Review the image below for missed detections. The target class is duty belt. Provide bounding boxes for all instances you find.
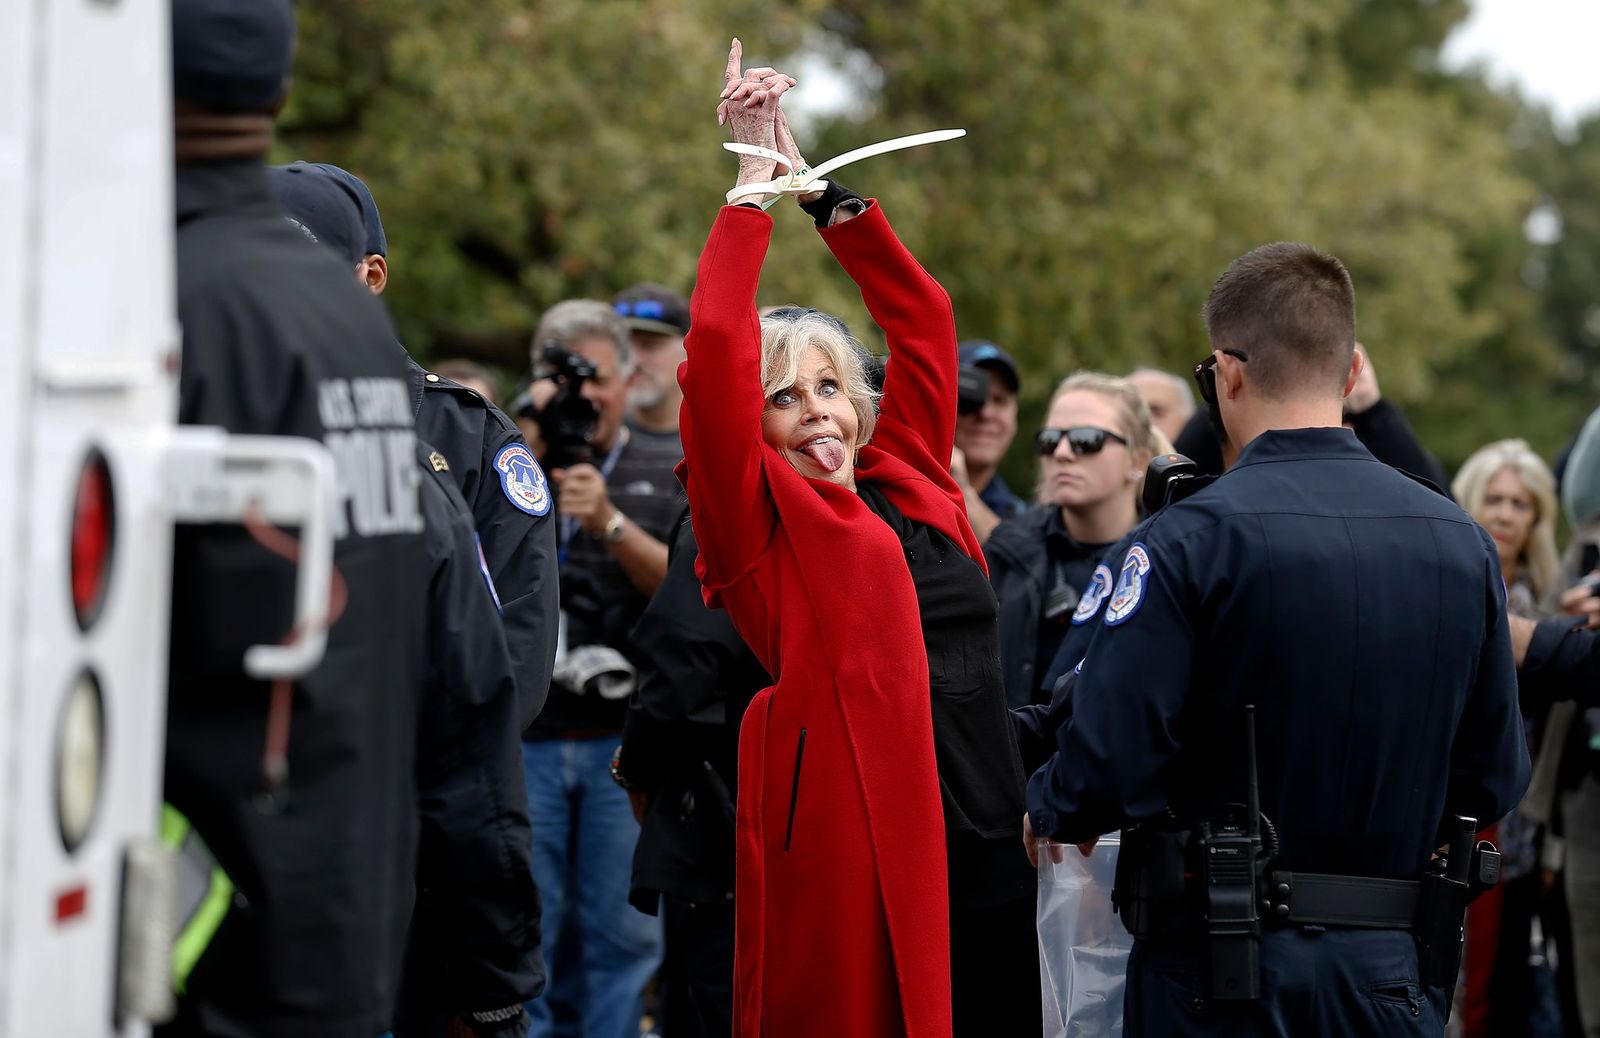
[1263,871,1419,930]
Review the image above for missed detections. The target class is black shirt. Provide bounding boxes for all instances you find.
[531,421,685,738]
[1037,510,1114,690]
[860,484,1032,907]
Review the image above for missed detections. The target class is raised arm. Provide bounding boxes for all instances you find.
[820,206,960,463]
[678,205,778,592]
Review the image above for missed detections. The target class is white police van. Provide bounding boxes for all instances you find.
[0,2,336,1033]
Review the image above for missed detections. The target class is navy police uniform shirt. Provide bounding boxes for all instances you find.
[1027,427,1531,881]
[408,357,559,728]
[405,442,543,1017]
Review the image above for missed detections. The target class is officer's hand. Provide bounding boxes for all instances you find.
[1023,813,1065,868]
[1559,575,1600,630]
[551,464,614,535]
[1077,836,1100,857]
[1344,344,1382,416]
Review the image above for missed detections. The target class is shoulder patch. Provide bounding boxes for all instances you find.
[492,442,551,517]
[1104,542,1152,627]
[428,450,450,473]
[1072,563,1115,625]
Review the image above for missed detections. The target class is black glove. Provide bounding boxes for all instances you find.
[799,180,865,228]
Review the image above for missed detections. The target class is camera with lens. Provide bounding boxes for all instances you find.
[535,342,601,470]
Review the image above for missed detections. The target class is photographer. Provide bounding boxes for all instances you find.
[950,340,1025,543]
[521,299,682,1038]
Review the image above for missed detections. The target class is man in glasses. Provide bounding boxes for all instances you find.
[1025,242,1529,1036]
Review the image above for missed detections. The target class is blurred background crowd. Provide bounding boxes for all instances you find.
[255,3,1600,1036]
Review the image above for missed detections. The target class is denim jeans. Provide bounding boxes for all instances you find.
[522,737,662,1038]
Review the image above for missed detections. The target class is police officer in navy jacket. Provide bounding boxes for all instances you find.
[1025,242,1530,1036]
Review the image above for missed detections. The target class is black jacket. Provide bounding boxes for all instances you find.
[400,443,543,1030]
[621,518,768,911]
[409,361,559,728]
[166,159,425,1038]
[985,505,1113,710]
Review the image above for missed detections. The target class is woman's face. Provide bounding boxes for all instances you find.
[1041,390,1139,512]
[1476,466,1537,569]
[761,345,861,488]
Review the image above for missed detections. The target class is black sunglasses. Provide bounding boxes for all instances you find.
[1035,426,1129,457]
[1192,349,1250,406]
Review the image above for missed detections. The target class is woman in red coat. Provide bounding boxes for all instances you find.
[675,45,1033,1038]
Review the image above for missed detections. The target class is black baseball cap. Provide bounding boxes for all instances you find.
[298,162,387,258]
[267,164,366,265]
[171,0,296,113]
[614,284,690,337]
[958,340,1021,393]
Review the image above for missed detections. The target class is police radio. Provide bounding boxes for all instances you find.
[1141,453,1202,516]
[1193,704,1268,1000]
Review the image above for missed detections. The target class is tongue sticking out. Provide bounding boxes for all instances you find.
[801,438,847,473]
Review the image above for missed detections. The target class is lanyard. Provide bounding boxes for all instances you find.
[724,128,967,209]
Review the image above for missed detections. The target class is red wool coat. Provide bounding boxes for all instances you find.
[678,202,982,1038]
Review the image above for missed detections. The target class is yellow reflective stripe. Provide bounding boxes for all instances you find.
[162,803,235,994]
[172,862,233,994]
[160,803,189,847]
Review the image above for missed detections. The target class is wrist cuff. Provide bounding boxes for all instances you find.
[800,180,864,228]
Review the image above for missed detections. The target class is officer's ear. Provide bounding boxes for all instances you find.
[1217,352,1247,399]
[1342,347,1363,400]
[357,254,387,296]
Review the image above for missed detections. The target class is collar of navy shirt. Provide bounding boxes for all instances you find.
[1227,426,1371,470]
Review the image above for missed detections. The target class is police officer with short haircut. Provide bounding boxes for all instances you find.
[1025,242,1531,1036]
[163,2,427,1034]
[271,159,560,729]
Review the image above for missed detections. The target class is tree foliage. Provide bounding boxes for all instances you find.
[279,0,1590,480]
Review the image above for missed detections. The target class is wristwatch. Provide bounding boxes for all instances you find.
[601,509,626,544]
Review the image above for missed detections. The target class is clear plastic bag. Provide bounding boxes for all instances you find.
[1037,834,1132,1038]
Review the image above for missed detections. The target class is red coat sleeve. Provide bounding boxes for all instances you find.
[819,202,960,467]
[677,205,778,593]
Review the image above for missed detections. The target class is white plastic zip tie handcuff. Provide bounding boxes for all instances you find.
[724,128,967,210]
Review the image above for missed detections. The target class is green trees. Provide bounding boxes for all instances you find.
[279,0,1591,476]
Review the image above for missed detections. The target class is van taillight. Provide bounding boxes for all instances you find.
[70,451,115,630]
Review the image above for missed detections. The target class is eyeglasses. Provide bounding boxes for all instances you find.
[614,299,667,321]
[1192,349,1250,406]
[1035,426,1129,457]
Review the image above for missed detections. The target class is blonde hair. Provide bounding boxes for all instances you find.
[1452,438,1560,601]
[759,311,880,446]
[1047,372,1161,459]
[1036,371,1161,504]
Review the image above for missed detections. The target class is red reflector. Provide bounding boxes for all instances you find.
[70,451,115,630]
[54,884,88,924]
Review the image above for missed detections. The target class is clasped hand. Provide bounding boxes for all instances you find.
[717,38,817,203]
